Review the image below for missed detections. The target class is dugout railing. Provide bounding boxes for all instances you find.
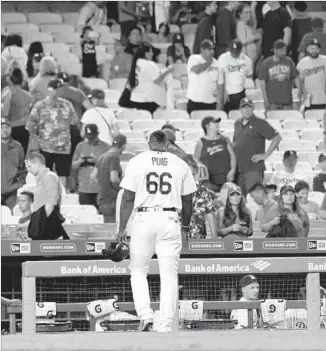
[13,256,325,335]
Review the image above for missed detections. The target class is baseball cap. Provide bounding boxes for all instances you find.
[273,39,287,49]
[266,183,277,191]
[306,38,321,48]
[161,123,179,132]
[57,72,70,83]
[88,89,105,100]
[318,153,326,163]
[230,39,243,54]
[240,275,258,288]
[201,116,221,130]
[239,98,254,108]
[47,78,63,90]
[173,33,184,45]
[112,134,127,148]
[200,39,214,50]
[1,118,11,126]
[280,184,295,195]
[228,185,242,196]
[283,150,298,159]
[85,123,99,136]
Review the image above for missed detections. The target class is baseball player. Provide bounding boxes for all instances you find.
[117,130,197,332]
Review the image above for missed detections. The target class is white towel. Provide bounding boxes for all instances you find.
[87,299,118,319]
[261,299,285,327]
[36,302,56,318]
[94,311,139,332]
[179,300,203,320]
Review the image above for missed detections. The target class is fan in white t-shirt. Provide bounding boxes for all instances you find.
[2,35,29,70]
[186,39,219,115]
[270,150,308,191]
[81,89,119,145]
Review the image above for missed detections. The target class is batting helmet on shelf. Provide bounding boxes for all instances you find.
[102,241,130,262]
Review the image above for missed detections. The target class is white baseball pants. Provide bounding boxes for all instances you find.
[129,210,182,332]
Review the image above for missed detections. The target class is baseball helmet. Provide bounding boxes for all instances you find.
[102,241,130,262]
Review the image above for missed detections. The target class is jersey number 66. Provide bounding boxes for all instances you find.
[146,172,172,195]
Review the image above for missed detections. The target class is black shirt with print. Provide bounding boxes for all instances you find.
[81,40,97,77]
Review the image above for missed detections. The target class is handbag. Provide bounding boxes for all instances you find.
[118,81,131,108]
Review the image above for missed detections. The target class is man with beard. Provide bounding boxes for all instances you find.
[297,38,326,110]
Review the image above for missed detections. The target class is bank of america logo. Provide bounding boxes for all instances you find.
[251,260,271,271]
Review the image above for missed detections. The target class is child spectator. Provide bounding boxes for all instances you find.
[313,153,326,193]
[15,191,34,240]
[167,33,191,66]
[26,41,44,78]
[157,23,172,43]
[80,26,98,78]
[295,180,320,220]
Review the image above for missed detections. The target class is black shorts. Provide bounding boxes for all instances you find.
[40,150,71,177]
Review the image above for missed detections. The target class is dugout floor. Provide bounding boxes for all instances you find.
[2,330,326,351]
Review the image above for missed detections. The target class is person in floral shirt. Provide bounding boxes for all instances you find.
[26,78,79,188]
[186,155,217,239]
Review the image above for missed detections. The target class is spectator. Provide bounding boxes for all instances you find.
[68,74,92,96]
[233,98,282,196]
[297,38,326,111]
[167,33,191,65]
[161,125,188,162]
[298,18,326,61]
[1,68,32,154]
[26,78,79,188]
[156,23,172,43]
[26,41,44,78]
[16,191,34,230]
[259,39,300,111]
[186,155,217,239]
[215,1,237,58]
[295,180,320,220]
[109,37,130,79]
[249,182,280,231]
[261,1,292,58]
[186,39,219,115]
[29,56,58,103]
[97,135,127,223]
[124,26,143,56]
[80,26,98,78]
[216,185,253,238]
[270,150,308,191]
[266,183,278,201]
[3,59,29,92]
[81,89,119,145]
[124,43,174,113]
[2,34,28,71]
[313,153,326,193]
[1,118,26,211]
[194,116,236,192]
[291,2,311,64]
[217,39,253,113]
[72,124,109,207]
[77,1,108,30]
[118,2,139,39]
[170,1,192,27]
[231,275,262,329]
[235,2,261,64]
[320,194,326,220]
[192,1,217,55]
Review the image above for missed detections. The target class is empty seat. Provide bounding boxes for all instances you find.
[245,89,263,101]
[28,13,63,24]
[221,130,234,139]
[172,119,201,131]
[1,2,16,12]
[267,151,283,164]
[317,141,325,152]
[1,205,12,218]
[305,109,325,120]
[309,191,325,207]
[110,78,127,90]
[297,151,319,167]
[53,32,80,45]
[60,62,82,76]
[120,152,136,162]
[82,78,108,90]
[6,23,39,33]
[125,141,149,152]
[177,141,196,154]
[191,110,228,121]
[24,32,53,44]
[301,130,324,141]
[220,120,235,131]
[99,32,120,45]
[92,25,111,36]
[304,171,319,186]
[253,100,265,110]
[151,42,170,52]
[264,171,273,184]
[118,109,152,121]
[267,110,303,120]
[274,162,312,172]
[170,24,181,33]
[122,131,146,141]
[40,24,75,34]
[280,130,299,140]
[117,120,130,131]
[1,12,27,24]
[61,194,79,206]
[57,53,80,66]
[244,78,255,89]
[62,12,79,25]
[265,162,274,172]
[43,43,70,58]
[283,119,321,130]
[267,120,282,131]
[153,109,189,120]
[184,131,203,141]
[279,140,316,151]
[176,99,188,111]
[61,205,98,223]
[132,119,165,131]
[228,110,241,120]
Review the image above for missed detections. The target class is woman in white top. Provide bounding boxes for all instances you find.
[2,34,28,71]
[126,42,174,113]
[235,3,261,64]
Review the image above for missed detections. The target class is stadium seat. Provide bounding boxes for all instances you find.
[104,89,122,102]
[317,141,325,152]
[122,131,146,141]
[109,78,127,90]
[111,24,121,33]
[153,109,189,120]
[61,194,79,206]
[92,25,111,36]
[253,100,265,110]
[301,130,324,141]
[279,140,316,151]
[151,42,170,52]
[60,61,82,76]
[280,130,299,140]
[57,53,80,67]
[118,109,152,121]
[24,32,53,45]
[82,78,108,90]
[1,12,27,24]
[95,45,111,64]
[264,171,273,184]
[221,130,234,139]
[220,120,235,130]
[177,141,196,154]
[1,205,12,218]
[305,109,325,121]
[244,78,255,89]
[43,43,70,58]
[40,24,75,34]
[116,120,130,131]
[99,32,120,45]
[228,110,241,120]
[283,119,321,131]
[309,192,325,206]
[297,151,319,167]
[265,162,274,172]
[28,13,63,24]
[304,171,319,186]
[120,152,136,162]
[172,119,201,131]
[5,23,39,33]
[267,110,303,120]
[62,12,79,25]
[267,151,283,164]
[181,24,197,35]
[132,119,165,131]
[53,32,80,45]
[184,131,203,141]
[274,162,312,172]
[50,2,83,12]
[17,2,50,13]
[191,110,228,121]
[169,24,181,33]
[176,99,188,111]
[267,120,282,131]
[125,141,149,152]
[61,205,99,224]
[1,215,19,225]
[1,2,16,12]
[245,89,263,101]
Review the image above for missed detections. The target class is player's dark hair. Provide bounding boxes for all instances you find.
[294,180,310,193]
[248,182,267,194]
[26,152,46,165]
[223,194,252,229]
[10,68,23,85]
[128,43,153,89]
[20,191,34,202]
[149,130,167,144]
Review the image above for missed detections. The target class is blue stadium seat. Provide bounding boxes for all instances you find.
[267,110,303,120]
[153,109,189,120]
[279,140,316,152]
[132,119,166,131]
[305,109,324,121]
[118,109,152,121]
[28,13,63,24]
[1,12,27,24]
[62,12,79,25]
[191,110,228,121]
[40,24,75,34]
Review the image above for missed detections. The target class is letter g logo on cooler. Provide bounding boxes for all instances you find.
[95,304,102,313]
[192,301,198,310]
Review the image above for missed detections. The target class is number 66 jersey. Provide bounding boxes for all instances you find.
[120,150,197,210]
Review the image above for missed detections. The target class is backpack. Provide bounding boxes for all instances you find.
[266,215,297,238]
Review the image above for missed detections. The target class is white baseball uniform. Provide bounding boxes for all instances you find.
[120,150,197,332]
